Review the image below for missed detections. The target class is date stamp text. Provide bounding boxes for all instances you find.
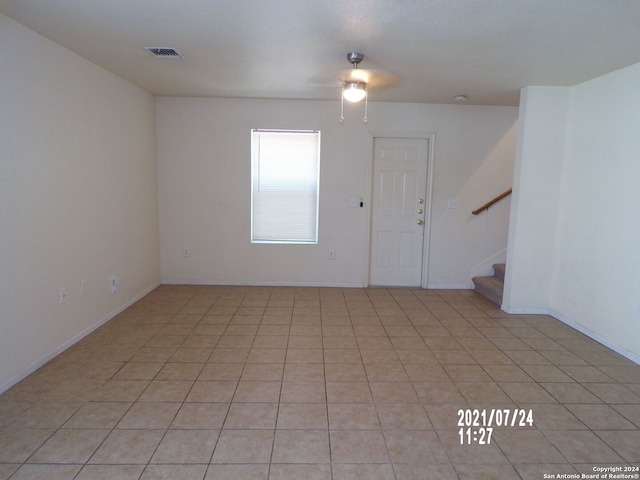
[457,408,534,445]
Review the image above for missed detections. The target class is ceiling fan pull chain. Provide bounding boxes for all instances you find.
[363,93,368,123]
[340,93,345,124]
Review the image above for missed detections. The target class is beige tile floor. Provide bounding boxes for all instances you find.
[0,286,639,480]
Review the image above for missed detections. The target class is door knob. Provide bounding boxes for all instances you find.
[417,220,424,225]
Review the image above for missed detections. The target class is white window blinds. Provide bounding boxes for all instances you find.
[251,129,320,244]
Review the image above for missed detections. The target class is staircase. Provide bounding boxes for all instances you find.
[472,263,505,306]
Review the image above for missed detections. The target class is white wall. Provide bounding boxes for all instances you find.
[156,98,517,288]
[0,15,160,391]
[505,63,640,362]
[554,63,640,360]
[503,87,570,310]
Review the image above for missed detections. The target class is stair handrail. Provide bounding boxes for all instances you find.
[472,188,512,215]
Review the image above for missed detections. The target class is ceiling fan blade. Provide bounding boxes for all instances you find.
[347,69,404,90]
[305,71,350,88]
[344,69,370,84]
[308,69,404,91]
[305,80,344,88]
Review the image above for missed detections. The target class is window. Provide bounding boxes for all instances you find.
[251,129,320,244]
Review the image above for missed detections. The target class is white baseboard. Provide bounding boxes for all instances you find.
[427,283,474,290]
[164,281,475,290]
[501,306,640,366]
[0,281,161,395]
[163,280,479,290]
[161,280,365,288]
[500,306,551,315]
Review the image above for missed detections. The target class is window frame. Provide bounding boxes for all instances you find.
[250,129,321,244]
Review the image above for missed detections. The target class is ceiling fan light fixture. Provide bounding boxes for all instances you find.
[338,53,370,123]
[343,82,367,103]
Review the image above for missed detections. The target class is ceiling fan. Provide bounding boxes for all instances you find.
[307,52,403,123]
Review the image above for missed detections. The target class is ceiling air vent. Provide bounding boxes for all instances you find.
[144,47,184,59]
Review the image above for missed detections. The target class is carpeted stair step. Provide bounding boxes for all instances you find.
[472,263,506,306]
[493,263,506,282]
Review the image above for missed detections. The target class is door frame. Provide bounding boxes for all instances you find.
[365,132,436,288]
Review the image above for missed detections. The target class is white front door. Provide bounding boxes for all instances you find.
[369,137,429,287]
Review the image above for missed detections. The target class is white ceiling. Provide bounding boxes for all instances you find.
[2,0,640,106]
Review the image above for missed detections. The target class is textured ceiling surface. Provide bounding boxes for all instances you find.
[2,0,640,105]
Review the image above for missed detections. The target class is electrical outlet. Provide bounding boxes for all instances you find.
[80,279,87,295]
[110,276,119,294]
[328,248,336,260]
[183,247,191,257]
[59,288,68,304]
